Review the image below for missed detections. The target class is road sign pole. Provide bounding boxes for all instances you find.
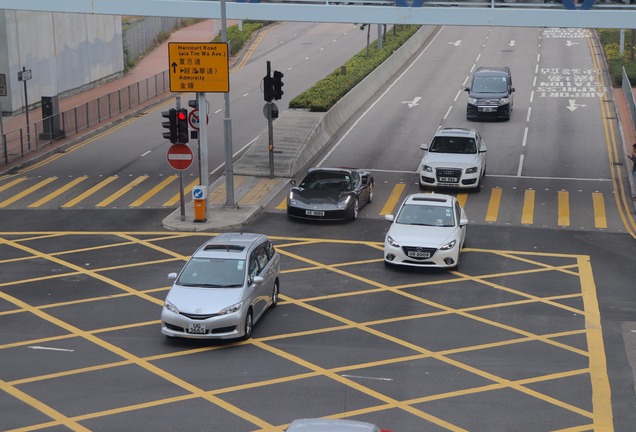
[221,0,235,209]
[179,170,185,221]
[198,92,209,219]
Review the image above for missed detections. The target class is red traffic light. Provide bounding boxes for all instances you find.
[176,110,187,122]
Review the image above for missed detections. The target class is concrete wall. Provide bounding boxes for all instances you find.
[0,11,123,115]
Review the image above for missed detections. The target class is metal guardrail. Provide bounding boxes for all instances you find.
[1,70,170,167]
[623,66,636,135]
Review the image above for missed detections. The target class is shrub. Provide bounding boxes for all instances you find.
[289,25,421,111]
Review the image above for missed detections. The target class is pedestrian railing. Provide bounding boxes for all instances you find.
[1,70,170,167]
[623,66,636,136]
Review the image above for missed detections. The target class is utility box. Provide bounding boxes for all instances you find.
[39,95,65,140]
[192,186,207,222]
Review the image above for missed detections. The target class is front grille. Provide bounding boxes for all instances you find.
[181,312,218,320]
[401,246,437,260]
[435,168,462,183]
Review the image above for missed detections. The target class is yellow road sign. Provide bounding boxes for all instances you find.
[168,42,229,93]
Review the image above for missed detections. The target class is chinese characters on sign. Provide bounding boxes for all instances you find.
[168,42,229,93]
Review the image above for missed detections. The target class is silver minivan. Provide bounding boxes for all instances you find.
[161,233,280,340]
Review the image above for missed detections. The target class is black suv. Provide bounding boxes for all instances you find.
[465,66,515,121]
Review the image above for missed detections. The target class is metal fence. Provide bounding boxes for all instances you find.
[623,66,636,133]
[1,70,170,166]
[124,17,188,64]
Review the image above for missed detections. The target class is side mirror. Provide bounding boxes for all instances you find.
[479,146,487,153]
[459,218,469,227]
[464,87,470,92]
[252,275,264,285]
[385,214,394,222]
[168,272,177,280]
[420,143,429,151]
[511,87,516,93]
[290,179,297,186]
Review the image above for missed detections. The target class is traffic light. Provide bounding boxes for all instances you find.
[273,70,284,100]
[161,108,177,143]
[263,75,274,102]
[176,108,189,144]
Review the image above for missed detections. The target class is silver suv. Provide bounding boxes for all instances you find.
[418,127,487,191]
[161,233,280,340]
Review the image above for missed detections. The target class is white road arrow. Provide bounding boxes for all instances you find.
[448,40,462,47]
[402,97,422,108]
[567,99,586,111]
[565,40,579,47]
[509,40,516,47]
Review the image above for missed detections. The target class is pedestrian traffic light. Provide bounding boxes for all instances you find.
[263,75,274,102]
[176,108,189,144]
[273,70,284,100]
[161,108,177,143]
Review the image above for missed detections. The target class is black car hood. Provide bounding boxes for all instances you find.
[293,188,346,205]
[469,91,508,100]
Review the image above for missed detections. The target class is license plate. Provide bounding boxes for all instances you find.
[306,210,325,216]
[439,177,458,182]
[408,251,431,258]
[188,323,206,334]
[480,107,493,112]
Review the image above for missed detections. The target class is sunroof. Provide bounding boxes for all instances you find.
[203,245,245,252]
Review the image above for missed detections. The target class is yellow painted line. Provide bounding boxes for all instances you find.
[61,176,119,208]
[96,176,148,207]
[129,175,178,207]
[592,192,607,229]
[485,187,502,222]
[163,178,199,206]
[521,189,535,225]
[208,175,247,205]
[456,192,468,208]
[578,255,614,430]
[0,177,28,193]
[28,176,89,208]
[379,183,406,216]
[0,177,58,208]
[240,178,281,206]
[558,190,570,227]
[276,197,287,210]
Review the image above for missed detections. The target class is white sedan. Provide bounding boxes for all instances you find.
[286,418,392,432]
[384,193,467,270]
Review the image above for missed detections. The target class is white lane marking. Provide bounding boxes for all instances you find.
[341,374,393,382]
[140,151,151,157]
[29,346,75,352]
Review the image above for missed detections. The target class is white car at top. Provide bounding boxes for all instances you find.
[418,126,487,191]
[384,193,468,270]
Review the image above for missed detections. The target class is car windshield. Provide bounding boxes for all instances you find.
[472,75,508,93]
[429,137,476,154]
[299,171,351,191]
[396,204,455,227]
[177,257,246,287]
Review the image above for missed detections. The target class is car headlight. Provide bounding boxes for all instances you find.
[218,302,242,316]
[421,164,433,173]
[465,167,478,174]
[337,195,352,209]
[440,239,457,251]
[288,191,297,206]
[386,235,400,248]
[164,300,179,314]
[499,97,509,105]
[468,97,477,105]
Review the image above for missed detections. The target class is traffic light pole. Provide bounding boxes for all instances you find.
[220,0,235,209]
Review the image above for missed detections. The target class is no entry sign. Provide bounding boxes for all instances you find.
[167,144,193,171]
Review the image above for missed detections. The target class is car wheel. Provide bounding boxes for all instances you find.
[367,182,374,203]
[270,280,279,309]
[351,198,359,220]
[241,309,253,341]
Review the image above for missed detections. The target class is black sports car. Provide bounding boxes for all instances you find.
[287,167,374,221]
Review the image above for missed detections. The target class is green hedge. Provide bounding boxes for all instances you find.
[289,25,421,112]
[598,29,636,87]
